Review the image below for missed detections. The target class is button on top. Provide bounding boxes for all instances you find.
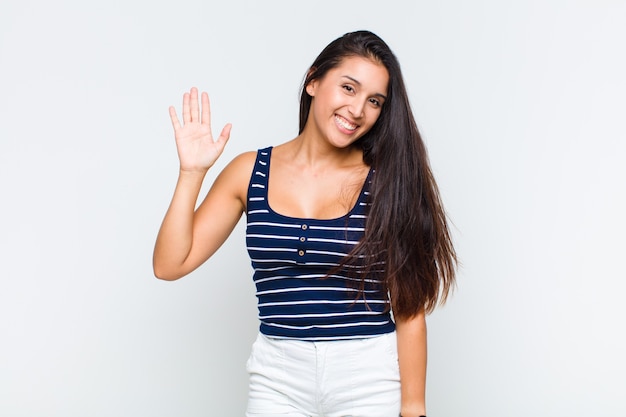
[298,224,308,259]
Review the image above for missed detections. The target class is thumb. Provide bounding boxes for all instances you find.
[216,123,232,147]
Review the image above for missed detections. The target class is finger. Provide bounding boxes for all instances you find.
[190,87,199,123]
[201,92,211,128]
[215,123,232,147]
[182,92,191,124]
[168,106,182,131]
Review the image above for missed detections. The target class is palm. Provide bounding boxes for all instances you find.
[169,87,231,172]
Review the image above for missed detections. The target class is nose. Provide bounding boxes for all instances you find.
[348,98,366,119]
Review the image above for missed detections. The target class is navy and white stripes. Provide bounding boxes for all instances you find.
[245,147,394,340]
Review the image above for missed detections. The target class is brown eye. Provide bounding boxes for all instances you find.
[369,98,381,107]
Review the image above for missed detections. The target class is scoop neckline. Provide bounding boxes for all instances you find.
[262,146,372,223]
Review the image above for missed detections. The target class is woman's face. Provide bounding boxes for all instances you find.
[305,56,389,149]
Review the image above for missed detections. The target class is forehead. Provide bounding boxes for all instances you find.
[328,56,389,92]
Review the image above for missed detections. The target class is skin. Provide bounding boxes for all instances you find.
[397,312,428,417]
[153,56,426,416]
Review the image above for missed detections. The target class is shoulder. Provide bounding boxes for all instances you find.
[215,150,257,183]
[194,151,258,213]
[210,150,259,203]
[225,150,258,171]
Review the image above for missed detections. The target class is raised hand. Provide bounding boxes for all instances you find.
[169,87,232,172]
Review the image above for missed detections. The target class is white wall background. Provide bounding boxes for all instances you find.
[1,0,624,416]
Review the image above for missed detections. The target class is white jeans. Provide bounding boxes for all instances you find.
[245,332,401,417]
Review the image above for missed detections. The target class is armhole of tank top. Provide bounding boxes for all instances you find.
[245,147,272,214]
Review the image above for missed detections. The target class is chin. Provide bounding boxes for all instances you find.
[330,137,360,149]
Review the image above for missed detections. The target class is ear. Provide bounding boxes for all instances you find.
[305,67,317,96]
[306,80,317,97]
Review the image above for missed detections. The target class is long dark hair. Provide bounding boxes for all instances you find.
[299,30,457,319]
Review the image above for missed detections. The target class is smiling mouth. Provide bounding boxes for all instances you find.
[335,115,358,131]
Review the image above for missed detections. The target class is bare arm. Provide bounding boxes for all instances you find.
[396,311,427,417]
[152,87,250,280]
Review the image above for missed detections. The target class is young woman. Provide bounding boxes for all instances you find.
[154,30,456,417]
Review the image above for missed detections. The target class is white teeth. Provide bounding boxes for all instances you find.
[335,115,357,131]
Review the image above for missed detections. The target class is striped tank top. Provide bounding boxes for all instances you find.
[246,147,395,340]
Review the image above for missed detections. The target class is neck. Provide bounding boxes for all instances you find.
[279,134,363,170]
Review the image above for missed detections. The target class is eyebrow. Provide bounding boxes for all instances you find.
[341,75,388,100]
